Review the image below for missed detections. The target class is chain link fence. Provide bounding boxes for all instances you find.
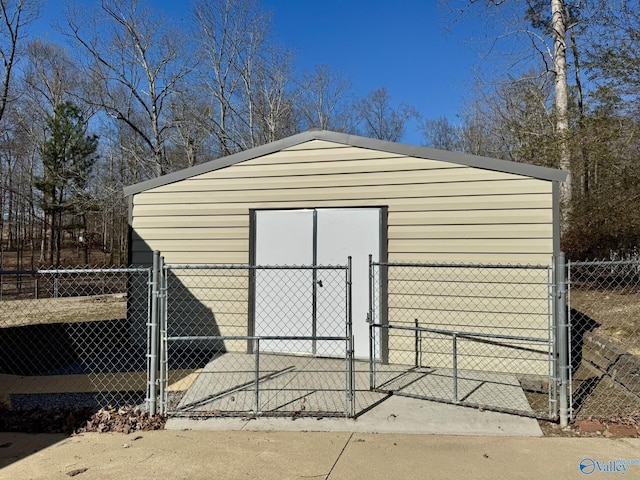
[568,259,640,420]
[0,267,151,411]
[369,261,557,419]
[4,254,638,426]
[159,263,357,418]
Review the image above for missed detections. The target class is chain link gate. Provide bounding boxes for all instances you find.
[368,259,559,420]
[155,258,355,418]
[568,259,640,421]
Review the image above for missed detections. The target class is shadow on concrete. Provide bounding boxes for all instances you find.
[0,432,69,470]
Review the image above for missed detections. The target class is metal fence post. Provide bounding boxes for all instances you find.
[452,333,458,403]
[254,338,260,414]
[414,319,420,368]
[346,256,354,417]
[368,254,376,390]
[158,256,167,415]
[147,250,160,415]
[555,252,569,427]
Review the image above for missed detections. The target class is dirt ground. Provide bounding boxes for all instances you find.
[570,289,640,355]
[0,294,127,328]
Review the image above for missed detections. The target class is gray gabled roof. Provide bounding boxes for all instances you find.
[123,129,567,196]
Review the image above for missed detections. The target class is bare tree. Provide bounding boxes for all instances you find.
[169,96,213,168]
[453,0,574,207]
[66,0,193,178]
[193,0,272,156]
[0,0,40,127]
[23,39,85,115]
[420,116,463,151]
[588,1,640,105]
[250,47,298,145]
[357,87,418,142]
[0,3,41,267]
[298,64,356,133]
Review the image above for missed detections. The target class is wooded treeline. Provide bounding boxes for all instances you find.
[424,0,640,260]
[0,0,638,267]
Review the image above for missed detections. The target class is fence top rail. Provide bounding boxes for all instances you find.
[167,335,348,341]
[164,263,348,271]
[568,259,640,267]
[37,267,151,274]
[371,322,549,344]
[372,261,551,270]
[0,267,150,275]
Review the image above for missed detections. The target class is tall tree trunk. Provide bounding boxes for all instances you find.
[552,0,572,213]
[566,5,588,196]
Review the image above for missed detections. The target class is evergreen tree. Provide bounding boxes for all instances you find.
[35,102,98,266]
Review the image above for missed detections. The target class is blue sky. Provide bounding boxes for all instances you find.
[29,0,501,146]
[262,0,490,144]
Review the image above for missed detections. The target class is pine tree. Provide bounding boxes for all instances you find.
[35,102,98,266]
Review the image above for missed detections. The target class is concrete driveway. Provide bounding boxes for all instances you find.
[2,430,639,480]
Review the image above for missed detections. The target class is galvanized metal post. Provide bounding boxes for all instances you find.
[254,338,260,414]
[414,319,419,368]
[547,265,557,420]
[452,333,458,403]
[367,255,375,389]
[346,256,354,417]
[147,251,160,415]
[158,256,167,415]
[556,252,569,427]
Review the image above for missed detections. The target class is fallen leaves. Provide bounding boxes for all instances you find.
[0,403,165,434]
[75,406,165,434]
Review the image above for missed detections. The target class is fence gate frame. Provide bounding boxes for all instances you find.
[150,254,355,418]
[366,256,567,423]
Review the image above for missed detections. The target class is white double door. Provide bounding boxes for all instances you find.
[254,208,381,359]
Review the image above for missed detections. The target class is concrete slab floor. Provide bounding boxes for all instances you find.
[168,352,543,436]
[166,395,543,437]
[172,353,541,423]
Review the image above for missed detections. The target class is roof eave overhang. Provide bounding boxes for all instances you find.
[123,129,567,197]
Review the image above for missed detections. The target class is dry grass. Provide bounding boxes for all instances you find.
[0,294,127,328]
[570,289,640,354]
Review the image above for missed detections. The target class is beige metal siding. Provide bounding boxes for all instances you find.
[131,142,553,266]
[130,140,554,374]
[381,262,552,375]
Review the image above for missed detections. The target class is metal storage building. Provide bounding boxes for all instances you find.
[124,129,566,373]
